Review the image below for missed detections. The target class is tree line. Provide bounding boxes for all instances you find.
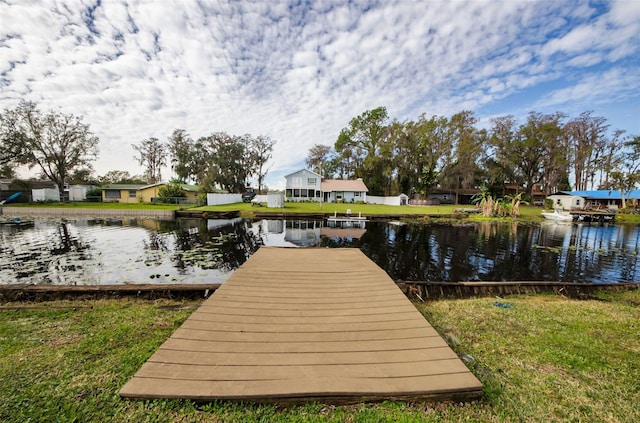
[0,101,275,196]
[3,100,638,202]
[133,129,275,194]
[306,107,640,201]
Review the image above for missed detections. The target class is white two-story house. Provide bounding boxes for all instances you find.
[284,169,368,203]
[284,169,322,201]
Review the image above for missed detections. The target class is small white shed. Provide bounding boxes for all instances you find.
[267,192,284,208]
[32,188,60,202]
[546,194,584,210]
[68,185,89,201]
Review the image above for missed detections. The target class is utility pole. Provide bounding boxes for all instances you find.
[319,161,323,211]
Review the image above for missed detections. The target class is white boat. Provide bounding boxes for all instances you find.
[541,209,573,221]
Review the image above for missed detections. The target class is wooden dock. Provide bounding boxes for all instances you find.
[120,248,482,404]
[569,210,616,223]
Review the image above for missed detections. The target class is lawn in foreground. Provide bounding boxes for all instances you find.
[0,291,637,422]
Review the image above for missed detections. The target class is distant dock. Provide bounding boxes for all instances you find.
[569,210,616,223]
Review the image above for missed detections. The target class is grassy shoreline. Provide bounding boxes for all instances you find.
[1,291,638,422]
[6,201,640,223]
[4,202,544,220]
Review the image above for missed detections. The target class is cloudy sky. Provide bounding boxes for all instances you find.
[1,0,639,189]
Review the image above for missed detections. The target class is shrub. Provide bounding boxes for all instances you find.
[158,182,186,199]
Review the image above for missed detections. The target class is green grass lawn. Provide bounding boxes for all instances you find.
[195,202,549,221]
[1,290,637,422]
[197,201,480,215]
[9,201,640,223]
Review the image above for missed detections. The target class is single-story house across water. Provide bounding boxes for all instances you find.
[547,190,640,210]
[138,182,200,204]
[101,184,146,203]
[101,182,201,204]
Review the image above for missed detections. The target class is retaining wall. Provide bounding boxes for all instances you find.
[397,281,639,300]
[1,206,175,219]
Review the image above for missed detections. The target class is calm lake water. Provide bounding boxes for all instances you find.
[1,217,639,285]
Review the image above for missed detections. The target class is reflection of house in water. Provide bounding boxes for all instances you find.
[320,226,366,241]
[257,219,368,247]
[322,219,367,241]
[285,219,368,246]
[207,218,243,230]
[284,220,322,247]
[266,220,284,234]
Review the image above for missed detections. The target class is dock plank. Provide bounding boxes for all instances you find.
[120,248,482,404]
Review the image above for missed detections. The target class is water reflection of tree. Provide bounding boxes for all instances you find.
[143,232,170,252]
[171,219,262,272]
[562,224,640,283]
[43,222,93,284]
[359,222,583,282]
[617,225,640,281]
[50,223,90,257]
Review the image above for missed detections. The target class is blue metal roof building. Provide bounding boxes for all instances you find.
[559,190,640,200]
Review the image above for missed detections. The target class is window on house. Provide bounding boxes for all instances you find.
[354,192,361,197]
[293,189,300,197]
[286,189,292,197]
[105,190,121,199]
[308,190,315,198]
[128,191,137,198]
[336,191,343,200]
[308,178,316,185]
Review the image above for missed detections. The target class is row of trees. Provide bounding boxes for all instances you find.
[0,101,276,197]
[307,107,639,201]
[3,100,637,203]
[132,129,276,193]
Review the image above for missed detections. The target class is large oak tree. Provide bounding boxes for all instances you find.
[0,100,99,198]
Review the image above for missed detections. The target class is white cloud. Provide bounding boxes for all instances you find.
[1,0,639,188]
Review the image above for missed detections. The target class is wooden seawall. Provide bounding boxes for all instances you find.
[120,248,482,404]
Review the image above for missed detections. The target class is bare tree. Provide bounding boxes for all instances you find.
[249,135,275,194]
[563,111,608,190]
[132,137,167,184]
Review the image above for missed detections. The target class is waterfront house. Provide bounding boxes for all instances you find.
[547,190,640,210]
[321,178,368,203]
[100,184,146,203]
[284,169,368,203]
[284,169,322,201]
[137,182,200,204]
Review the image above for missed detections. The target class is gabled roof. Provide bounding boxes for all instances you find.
[558,190,640,200]
[321,179,368,192]
[101,184,146,190]
[2,179,57,190]
[139,182,200,192]
[284,169,322,179]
